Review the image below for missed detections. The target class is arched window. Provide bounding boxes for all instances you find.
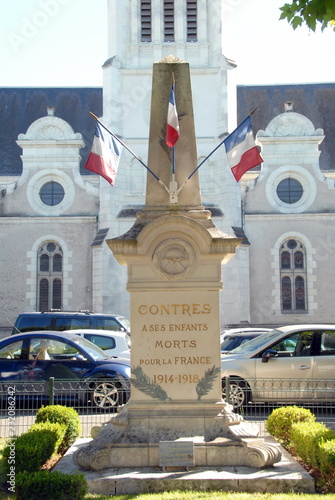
[37,242,63,311]
[280,239,307,313]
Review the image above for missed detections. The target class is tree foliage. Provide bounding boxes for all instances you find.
[280,0,335,31]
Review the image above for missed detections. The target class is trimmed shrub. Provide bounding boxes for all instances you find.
[317,439,335,491]
[318,439,335,473]
[29,421,67,454]
[291,421,335,466]
[265,405,315,444]
[35,405,81,452]
[15,470,87,500]
[3,427,60,474]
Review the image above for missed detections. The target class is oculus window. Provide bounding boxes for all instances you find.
[276,178,303,204]
[39,181,65,206]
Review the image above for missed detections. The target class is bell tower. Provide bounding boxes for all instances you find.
[93,0,245,326]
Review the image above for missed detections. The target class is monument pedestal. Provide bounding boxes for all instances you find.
[73,212,281,471]
[73,401,280,470]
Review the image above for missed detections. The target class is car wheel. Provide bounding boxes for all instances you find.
[89,378,124,411]
[222,377,251,410]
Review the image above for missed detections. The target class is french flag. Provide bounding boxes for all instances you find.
[225,116,262,182]
[85,122,122,185]
[166,83,180,148]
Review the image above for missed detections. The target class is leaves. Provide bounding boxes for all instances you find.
[279,0,335,31]
[195,365,221,400]
[131,366,170,401]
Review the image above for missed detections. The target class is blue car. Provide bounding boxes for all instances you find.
[0,331,131,410]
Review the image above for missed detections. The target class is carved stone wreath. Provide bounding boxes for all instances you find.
[152,238,195,280]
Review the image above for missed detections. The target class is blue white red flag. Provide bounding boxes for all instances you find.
[166,83,180,148]
[85,123,122,185]
[225,116,262,182]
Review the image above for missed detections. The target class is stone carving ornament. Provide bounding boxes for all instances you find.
[152,238,195,280]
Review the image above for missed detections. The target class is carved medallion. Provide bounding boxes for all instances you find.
[153,238,195,280]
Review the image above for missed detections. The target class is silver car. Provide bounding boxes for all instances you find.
[221,324,335,408]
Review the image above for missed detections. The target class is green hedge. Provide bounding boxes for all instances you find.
[29,421,67,454]
[15,470,87,500]
[3,423,64,475]
[318,439,335,474]
[35,405,81,452]
[266,405,315,444]
[266,406,335,491]
[291,421,335,467]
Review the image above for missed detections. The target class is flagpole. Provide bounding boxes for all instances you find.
[89,112,170,194]
[175,111,257,194]
[168,73,179,203]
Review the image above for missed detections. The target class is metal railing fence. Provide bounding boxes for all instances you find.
[0,377,334,438]
[0,377,130,438]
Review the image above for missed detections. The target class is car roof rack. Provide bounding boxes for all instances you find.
[44,309,93,314]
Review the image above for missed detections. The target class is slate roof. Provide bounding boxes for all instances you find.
[237,83,335,171]
[0,83,334,176]
[0,87,102,175]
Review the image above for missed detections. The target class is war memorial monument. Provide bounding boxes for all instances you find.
[72,56,287,490]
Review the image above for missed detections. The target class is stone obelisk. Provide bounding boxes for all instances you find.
[73,56,281,471]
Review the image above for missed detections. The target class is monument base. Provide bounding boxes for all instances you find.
[73,402,281,470]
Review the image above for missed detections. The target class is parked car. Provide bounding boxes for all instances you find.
[220,327,270,344]
[221,324,335,409]
[66,329,131,359]
[0,331,131,410]
[11,310,131,335]
[221,329,270,354]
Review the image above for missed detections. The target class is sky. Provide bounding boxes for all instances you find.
[0,0,334,88]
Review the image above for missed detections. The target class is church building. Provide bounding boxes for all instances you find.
[1,0,335,336]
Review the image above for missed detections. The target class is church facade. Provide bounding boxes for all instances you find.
[1,0,335,336]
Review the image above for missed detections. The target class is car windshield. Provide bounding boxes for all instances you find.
[71,335,108,360]
[119,317,131,332]
[221,337,246,352]
[228,329,281,354]
[125,333,131,349]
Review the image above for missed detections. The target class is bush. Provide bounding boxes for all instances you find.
[265,405,315,444]
[3,426,61,475]
[291,421,335,466]
[15,470,87,500]
[35,405,81,452]
[318,439,335,473]
[29,421,67,454]
[316,439,335,491]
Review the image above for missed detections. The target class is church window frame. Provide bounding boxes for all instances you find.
[265,166,316,214]
[27,171,75,215]
[280,239,307,313]
[141,0,152,42]
[37,241,63,311]
[186,0,197,42]
[164,0,175,41]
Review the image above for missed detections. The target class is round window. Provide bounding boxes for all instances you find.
[39,181,65,206]
[276,178,303,204]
